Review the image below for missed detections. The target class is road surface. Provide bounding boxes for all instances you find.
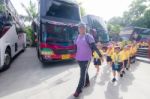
[0,48,78,97]
[0,48,150,99]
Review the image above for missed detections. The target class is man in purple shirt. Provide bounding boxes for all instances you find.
[73,23,102,97]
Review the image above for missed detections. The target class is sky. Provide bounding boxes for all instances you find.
[11,0,133,21]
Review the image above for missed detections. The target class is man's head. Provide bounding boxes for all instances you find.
[78,22,86,35]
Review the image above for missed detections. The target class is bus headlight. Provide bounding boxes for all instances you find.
[41,48,54,56]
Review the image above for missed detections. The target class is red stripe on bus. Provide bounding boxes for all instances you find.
[40,43,76,50]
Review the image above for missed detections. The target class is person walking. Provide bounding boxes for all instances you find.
[93,44,104,75]
[73,23,102,97]
[111,46,124,82]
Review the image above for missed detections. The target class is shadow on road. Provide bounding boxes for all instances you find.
[66,60,142,99]
[104,81,123,99]
[119,61,140,92]
[98,65,111,86]
[42,60,77,68]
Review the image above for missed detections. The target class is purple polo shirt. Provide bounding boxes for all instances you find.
[75,34,95,61]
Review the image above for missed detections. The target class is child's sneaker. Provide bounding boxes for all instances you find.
[112,78,116,82]
[120,74,123,78]
[122,71,125,74]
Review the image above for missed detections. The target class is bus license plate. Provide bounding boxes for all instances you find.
[62,55,70,60]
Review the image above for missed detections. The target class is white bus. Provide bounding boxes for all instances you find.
[0,0,26,72]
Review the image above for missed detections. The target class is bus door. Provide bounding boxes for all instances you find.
[15,21,24,51]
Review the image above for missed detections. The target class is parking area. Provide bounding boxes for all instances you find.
[0,48,150,99]
[0,48,78,97]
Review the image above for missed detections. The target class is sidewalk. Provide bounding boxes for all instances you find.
[1,61,150,99]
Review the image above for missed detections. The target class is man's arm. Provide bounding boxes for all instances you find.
[85,34,102,58]
[90,43,102,58]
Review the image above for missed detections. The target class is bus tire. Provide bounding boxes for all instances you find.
[0,48,11,72]
[37,50,47,64]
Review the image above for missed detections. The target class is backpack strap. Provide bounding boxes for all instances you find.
[85,34,91,45]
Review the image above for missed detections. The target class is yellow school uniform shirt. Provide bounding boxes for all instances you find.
[93,50,103,59]
[130,47,135,57]
[132,46,137,55]
[128,47,132,57]
[111,52,124,63]
[123,50,130,60]
[107,48,114,56]
[119,50,125,61]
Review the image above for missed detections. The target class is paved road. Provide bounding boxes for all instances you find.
[0,48,78,97]
[0,48,150,99]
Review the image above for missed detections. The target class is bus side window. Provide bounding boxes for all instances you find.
[5,13,14,26]
[16,23,23,34]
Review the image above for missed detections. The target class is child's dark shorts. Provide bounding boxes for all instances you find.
[107,56,112,62]
[124,60,128,68]
[130,56,136,63]
[112,62,123,72]
[94,58,101,65]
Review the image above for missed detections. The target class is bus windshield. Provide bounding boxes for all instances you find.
[44,0,80,21]
[43,23,78,45]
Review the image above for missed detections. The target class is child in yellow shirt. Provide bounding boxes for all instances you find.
[106,46,114,66]
[121,46,130,74]
[93,45,103,75]
[111,46,124,82]
[125,45,131,70]
[130,43,137,63]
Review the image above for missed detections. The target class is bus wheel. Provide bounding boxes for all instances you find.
[0,49,11,72]
[38,51,47,64]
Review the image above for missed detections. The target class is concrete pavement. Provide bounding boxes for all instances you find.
[0,48,78,98]
[1,57,150,99]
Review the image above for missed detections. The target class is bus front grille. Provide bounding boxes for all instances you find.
[54,49,76,55]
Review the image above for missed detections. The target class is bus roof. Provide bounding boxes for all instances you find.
[55,0,77,4]
[82,15,108,32]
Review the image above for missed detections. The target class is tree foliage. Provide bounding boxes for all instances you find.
[21,0,37,46]
[107,23,121,34]
[77,0,87,17]
[0,3,4,13]
[21,0,37,21]
[108,0,150,31]
[80,6,86,17]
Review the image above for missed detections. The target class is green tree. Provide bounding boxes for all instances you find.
[143,9,150,28]
[77,0,87,17]
[21,0,37,46]
[108,17,125,26]
[21,0,37,21]
[108,16,123,34]
[129,0,147,19]
[80,6,86,17]
[107,23,121,34]
[0,3,4,13]
[122,0,149,27]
